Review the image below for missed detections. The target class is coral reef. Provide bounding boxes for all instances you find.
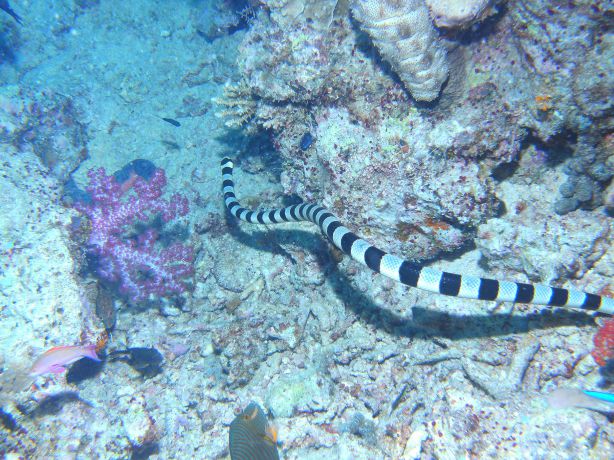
[261,0,347,30]
[425,0,504,29]
[1,1,613,458]
[281,107,499,261]
[216,0,612,294]
[192,0,255,41]
[573,33,614,120]
[238,14,335,104]
[510,0,613,214]
[215,0,611,267]
[0,86,88,185]
[476,148,612,290]
[428,82,524,165]
[217,7,510,260]
[74,167,194,303]
[350,0,449,102]
[0,147,104,450]
[213,80,258,129]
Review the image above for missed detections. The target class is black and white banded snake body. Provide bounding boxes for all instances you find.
[221,158,614,316]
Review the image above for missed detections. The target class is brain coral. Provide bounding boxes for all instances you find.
[350,0,449,101]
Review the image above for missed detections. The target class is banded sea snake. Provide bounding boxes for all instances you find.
[221,158,614,315]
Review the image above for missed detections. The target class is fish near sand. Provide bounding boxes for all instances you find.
[583,390,614,404]
[30,345,101,376]
[229,402,279,460]
[547,388,614,413]
[161,117,181,127]
[0,1,22,25]
[108,347,163,378]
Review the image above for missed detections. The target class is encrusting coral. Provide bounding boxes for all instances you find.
[350,0,449,101]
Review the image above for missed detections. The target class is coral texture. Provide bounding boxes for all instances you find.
[75,167,193,303]
[476,161,611,287]
[592,318,614,367]
[510,0,614,214]
[261,0,346,30]
[425,0,502,29]
[0,86,88,185]
[0,146,104,397]
[238,17,333,104]
[213,80,258,128]
[280,107,498,261]
[350,0,448,101]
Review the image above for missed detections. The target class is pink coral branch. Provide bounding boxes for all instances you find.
[75,167,193,303]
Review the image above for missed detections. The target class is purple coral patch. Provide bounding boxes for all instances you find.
[74,166,193,303]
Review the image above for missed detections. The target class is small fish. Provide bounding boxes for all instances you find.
[547,388,614,413]
[229,402,279,460]
[161,117,181,127]
[300,132,314,151]
[0,1,22,25]
[30,345,101,376]
[114,159,157,183]
[265,420,278,444]
[583,390,614,404]
[108,347,163,378]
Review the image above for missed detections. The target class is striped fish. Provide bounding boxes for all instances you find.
[221,158,614,315]
[229,402,279,460]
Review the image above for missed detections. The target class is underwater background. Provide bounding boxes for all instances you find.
[0,0,613,458]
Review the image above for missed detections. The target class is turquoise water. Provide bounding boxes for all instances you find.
[0,1,613,458]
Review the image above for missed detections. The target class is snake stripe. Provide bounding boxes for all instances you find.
[221,159,614,315]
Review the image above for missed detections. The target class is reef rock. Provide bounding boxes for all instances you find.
[280,107,498,261]
[262,0,347,30]
[425,0,503,29]
[0,87,88,185]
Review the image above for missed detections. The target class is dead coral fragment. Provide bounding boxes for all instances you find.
[213,80,257,128]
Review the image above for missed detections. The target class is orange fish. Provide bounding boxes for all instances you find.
[264,422,278,445]
[229,402,279,460]
[30,345,101,376]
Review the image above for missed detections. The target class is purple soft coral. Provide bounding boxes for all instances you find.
[75,167,193,303]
